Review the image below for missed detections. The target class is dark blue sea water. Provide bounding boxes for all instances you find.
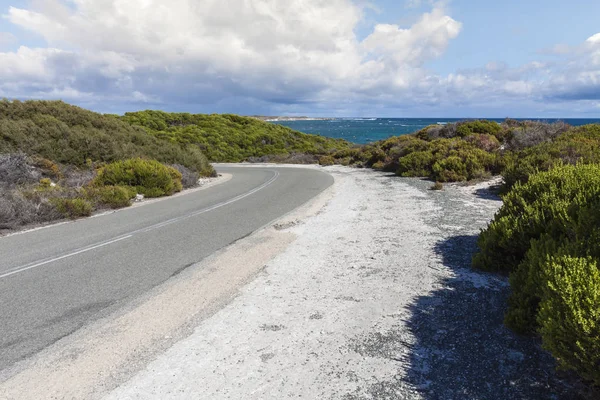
[270,118,600,144]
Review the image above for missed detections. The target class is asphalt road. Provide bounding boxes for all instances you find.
[0,165,333,372]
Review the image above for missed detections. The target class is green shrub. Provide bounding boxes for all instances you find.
[397,151,434,177]
[34,157,62,179]
[501,124,600,192]
[39,178,53,188]
[93,158,183,198]
[474,164,600,274]
[415,120,504,141]
[52,197,93,219]
[122,110,349,162]
[318,155,335,166]
[473,163,600,386]
[537,256,600,386]
[372,161,385,170]
[88,185,135,209]
[456,120,502,137]
[432,156,468,182]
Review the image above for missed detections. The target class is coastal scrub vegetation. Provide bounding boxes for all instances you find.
[473,163,600,386]
[328,119,600,190]
[322,118,600,388]
[0,100,212,230]
[0,100,348,231]
[0,99,214,175]
[92,158,183,198]
[121,110,350,162]
[2,99,600,389]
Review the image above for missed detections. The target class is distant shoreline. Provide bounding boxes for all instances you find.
[251,116,334,122]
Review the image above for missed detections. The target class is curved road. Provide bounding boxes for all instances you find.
[0,165,333,372]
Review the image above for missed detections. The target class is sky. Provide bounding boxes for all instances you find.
[0,0,599,117]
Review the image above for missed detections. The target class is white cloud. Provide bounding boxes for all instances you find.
[0,0,465,112]
[362,8,461,67]
[586,33,600,44]
[0,1,598,116]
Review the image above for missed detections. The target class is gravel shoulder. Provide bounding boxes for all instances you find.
[105,166,578,400]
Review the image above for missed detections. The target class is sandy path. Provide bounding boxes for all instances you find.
[105,167,577,399]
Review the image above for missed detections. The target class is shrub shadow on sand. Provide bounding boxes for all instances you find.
[403,234,582,399]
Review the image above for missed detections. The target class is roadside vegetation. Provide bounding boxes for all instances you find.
[121,110,350,162]
[0,100,212,231]
[0,100,214,174]
[473,163,600,387]
[327,119,600,189]
[320,118,600,389]
[0,100,347,232]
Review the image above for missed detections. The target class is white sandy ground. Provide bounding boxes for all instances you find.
[1,166,577,399]
[103,165,501,400]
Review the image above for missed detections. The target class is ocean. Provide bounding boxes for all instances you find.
[270,118,600,145]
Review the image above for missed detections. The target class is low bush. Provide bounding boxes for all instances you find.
[415,120,504,141]
[86,185,135,209]
[474,163,600,274]
[38,178,53,189]
[432,155,468,182]
[397,150,434,177]
[395,139,500,182]
[505,120,570,151]
[52,197,93,219]
[371,161,385,170]
[93,158,183,198]
[34,157,62,179]
[318,155,335,166]
[501,124,600,191]
[456,120,503,138]
[430,181,444,190]
[473,163,600,386]
[537,256,600,386]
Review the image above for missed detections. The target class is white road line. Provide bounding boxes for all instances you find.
[0,170,280,280]
[0,235,134,279]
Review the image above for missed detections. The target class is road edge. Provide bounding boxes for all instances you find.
[0,166,335,400]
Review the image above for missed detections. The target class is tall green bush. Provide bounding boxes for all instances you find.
[501,124,600,191]
[93,158,183,198]
[473,163,600,274]
[537,256,600,386]
[473,164,600,386]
